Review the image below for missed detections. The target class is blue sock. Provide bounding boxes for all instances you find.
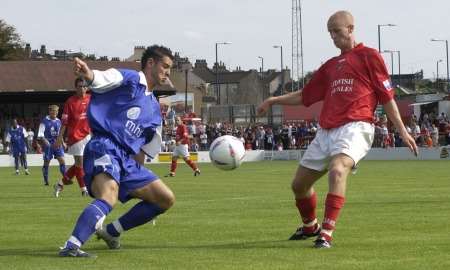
[14,157,19,170]
[21,155,28,169]
[65,199,112,249]
[59,164,66,176]
[42,166,49,184]
[106,201,164,237]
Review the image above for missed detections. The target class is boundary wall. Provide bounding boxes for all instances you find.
[0,147,448,167]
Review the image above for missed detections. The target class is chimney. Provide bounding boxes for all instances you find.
[194,59,208,69]
[40,45,46,55]
[25,43,31,58]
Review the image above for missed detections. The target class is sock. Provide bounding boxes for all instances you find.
[106,201,164,237]
[42,166,49,185]
[295,192,318,233]
[14,157,19,170]
[185,159,198,171]
[62,165,77,185]
[59,164,66,177]
[65,199,112,249]
[74,166,86,188]
[21,155,28,169]
[320,193,345,242]
[170,160,177,173]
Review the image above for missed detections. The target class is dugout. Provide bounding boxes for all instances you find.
[0,60,176,121]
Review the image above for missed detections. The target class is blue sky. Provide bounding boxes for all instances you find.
[3,0,450,79]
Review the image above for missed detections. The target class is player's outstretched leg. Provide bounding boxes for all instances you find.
[14,156,20,175]
[74,166,89,196]
[183,157,200,176]
[59,199,112,257]
[97,201,165,249]
[289,192,321,240]
[21,154,30,175]
[53,166,77,197]
[313,193,345,249]
[97,179,174,250]
[166,157,177,177]
[42,165,49,185]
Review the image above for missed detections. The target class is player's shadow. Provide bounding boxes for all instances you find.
[0,239,309,258]
[0,248,62,258]
[89,239,302,251]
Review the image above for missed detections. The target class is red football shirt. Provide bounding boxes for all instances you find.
[61,94,91,145]
[176,124,189,145]
[302,43,394,129]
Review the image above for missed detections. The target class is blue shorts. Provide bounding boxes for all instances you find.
[83,136,159,203]
[43,145,64,161]
[12,147,26,158]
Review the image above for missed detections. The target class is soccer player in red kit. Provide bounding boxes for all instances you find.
[167,116,200,177]
[54,78,91,197]
[257,10,418,248]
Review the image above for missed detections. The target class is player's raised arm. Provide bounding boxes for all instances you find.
[74,57,94,83]
[256,90,303,116]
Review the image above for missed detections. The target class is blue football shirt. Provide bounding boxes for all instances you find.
[6,125,27,152]
[88,68,162,155]
[38,116,62,144]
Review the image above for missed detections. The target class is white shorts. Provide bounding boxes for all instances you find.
[172,144,189,158]
[67,134,91,156]
[300,121,374,171]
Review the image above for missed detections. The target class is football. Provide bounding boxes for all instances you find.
[209,135,246,170]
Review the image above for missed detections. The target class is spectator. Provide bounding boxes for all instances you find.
[199,131,208,151]
[189,138,199,152]
[265,128,274,150]
[166,108,176,127]
[256,126,265,150]
[431,123,439,147]
[26,128,34,153]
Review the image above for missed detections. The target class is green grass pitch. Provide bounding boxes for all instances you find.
[0,160,449,270]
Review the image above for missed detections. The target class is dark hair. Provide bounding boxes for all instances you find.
[141,45,174,70]
[74,77,85,87]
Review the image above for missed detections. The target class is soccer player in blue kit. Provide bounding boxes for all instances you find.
[59,45,175,257]
[5,119,30,175]
[37,105,66,186]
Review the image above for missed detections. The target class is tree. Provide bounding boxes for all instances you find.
[0,19,25,60]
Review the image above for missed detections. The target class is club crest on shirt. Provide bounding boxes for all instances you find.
[382,79,393,91]
[127,107,141,120]
[336,58,346,71]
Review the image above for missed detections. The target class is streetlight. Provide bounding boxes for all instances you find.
[273,45,284,92]
[383,50,394,76]
[272,45,283,72]
[437,59,443,88]
[257,56,264,75]
[384,50,401,77]
[431,38,449,89]
[182,63,193,113]
[215,41,231,105]
[377,24,396,52]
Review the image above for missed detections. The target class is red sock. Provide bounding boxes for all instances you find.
[170,160,177,173]
[62,166,76,185]
[321,193,345,241]
[74,166,86,188]
[185,159,198,171]
[295,192,318,233]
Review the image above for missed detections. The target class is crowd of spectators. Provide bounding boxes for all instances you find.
[2,111,450,155]
[373,112,450,149]
[161,120,320,153]
[161,111,450,153]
